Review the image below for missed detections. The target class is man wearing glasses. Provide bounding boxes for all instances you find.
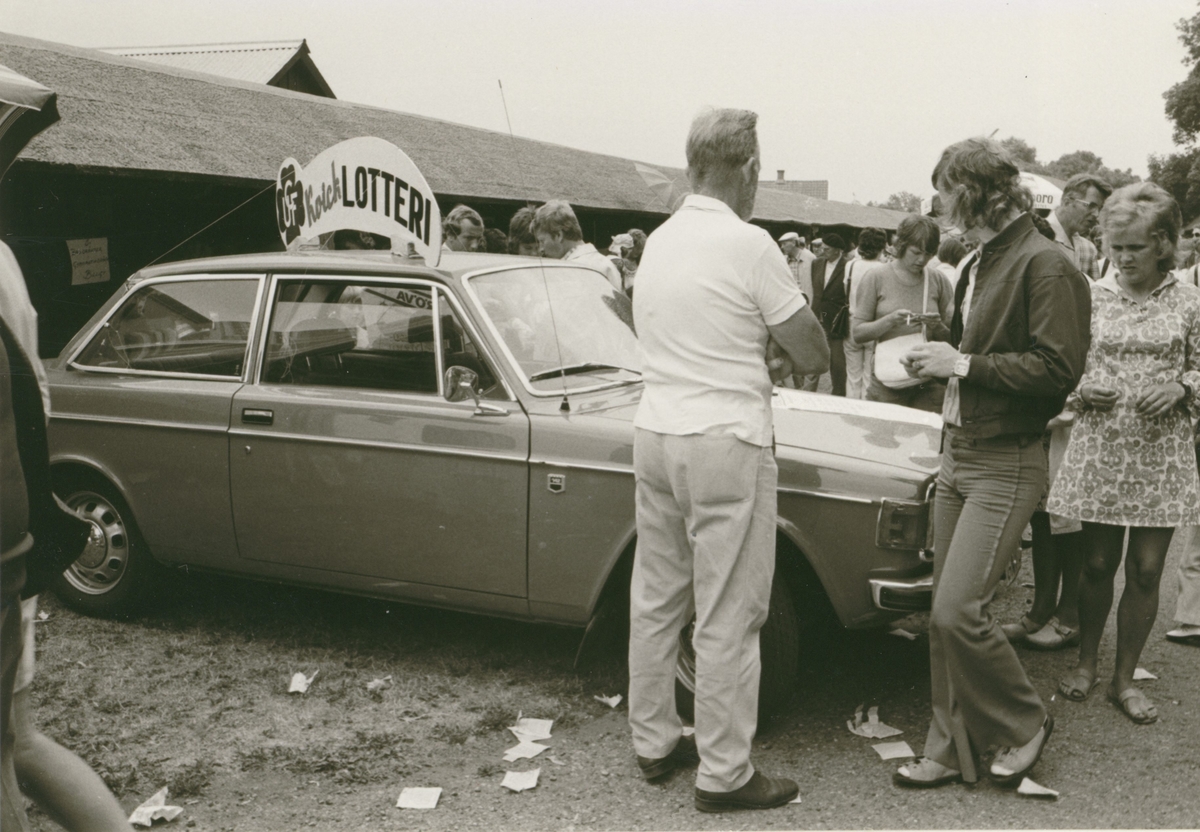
[1049,174,1113,280]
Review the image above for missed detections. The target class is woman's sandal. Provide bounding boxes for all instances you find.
[1000,615,1042,643]
[893,757,963,788]
[1058,667,1097,702]
[1026,617,1081,650]
[1108,686,1158,725]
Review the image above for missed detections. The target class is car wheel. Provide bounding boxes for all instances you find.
[53,475,159,618]
[674,566,801,724]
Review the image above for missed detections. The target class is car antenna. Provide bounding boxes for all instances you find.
[498,78,571,413]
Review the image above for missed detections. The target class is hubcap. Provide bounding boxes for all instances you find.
[63,491,129,595]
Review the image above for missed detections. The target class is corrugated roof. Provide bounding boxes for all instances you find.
[101,40,306,85]
[0,32,909,230]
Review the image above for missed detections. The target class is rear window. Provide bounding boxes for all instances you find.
[73,277,259,377]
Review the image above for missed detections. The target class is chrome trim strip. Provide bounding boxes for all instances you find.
[66,273,265,374]
[528,458,632,475]
[229,427,528,462]
[63,364,246,383]
[870,576,934,611]
[775,486,876,505]
[461,264,643,399]
[50,412,228,433]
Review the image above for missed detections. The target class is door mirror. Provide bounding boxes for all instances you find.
[444,365,480,402]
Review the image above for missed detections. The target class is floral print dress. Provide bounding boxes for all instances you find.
[1047,274,1200,527]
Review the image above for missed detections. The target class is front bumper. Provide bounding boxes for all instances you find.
[870,575,933,612]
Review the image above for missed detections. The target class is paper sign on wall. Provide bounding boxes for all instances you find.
[67,238,110,285]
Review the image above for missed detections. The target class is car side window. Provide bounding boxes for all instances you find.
[74,277,259,377]
[263,280,440,394]
[437,290,503,400]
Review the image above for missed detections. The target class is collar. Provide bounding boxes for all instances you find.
[981,212,1036,256]
[679,193,739,217]
[1048,211,1073,248]
[566,242,597,259]
[1095,270,1178,299]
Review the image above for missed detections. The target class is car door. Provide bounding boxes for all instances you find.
[52,274,264,565]
[228,275,530,599]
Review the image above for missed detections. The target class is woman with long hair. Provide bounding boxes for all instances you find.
[842,227,888,399]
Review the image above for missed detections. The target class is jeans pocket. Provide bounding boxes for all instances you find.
[688,435,758,504]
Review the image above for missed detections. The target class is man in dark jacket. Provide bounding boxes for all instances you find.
[893,137,1091,791]
[809,232,848,395]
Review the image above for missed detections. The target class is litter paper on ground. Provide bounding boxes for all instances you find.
[367,675,392,692]
[789,793,803,804]
[871,741,915,760]
[593,694,623,708]
[682,726,695,737]
[288,670,318,694]
[396,787,441,809]
[129,787,184,827]
[503,740,549,762]
[847,705,903,739]
[1133,667,1158,681]
[887,628,918,640]
[1017,777,1059,799]
[501,769,540,792]
[508,715,554,743]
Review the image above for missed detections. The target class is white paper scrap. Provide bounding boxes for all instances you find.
[396,787,441,809]
[847,705,903,739]
[1017,777,1059,799]
[501,768,540,792]
[789,793,803,804]
[872,741,915,760]
[508,716,554,743]
[1133,667,1157,681]
[36,611,49,622]
[129,787,184,827]
[503,740,548,762]
[681,726,695,737]
[548,756,566,766]
[594,694,623,708]
[888,628,918,641]
[367,675,393,692]
[288,670,318,694]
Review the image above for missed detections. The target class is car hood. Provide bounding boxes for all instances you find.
[581,387,942,477]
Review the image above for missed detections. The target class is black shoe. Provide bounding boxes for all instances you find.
[694,770,799,813]
[636,734,699,782]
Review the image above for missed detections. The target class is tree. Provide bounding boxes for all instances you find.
[1000,137,1039,170]
[997,137,1140,190]
[868,191,922,212]
[1155,5,1200,221]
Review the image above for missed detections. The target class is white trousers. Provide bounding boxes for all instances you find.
[1177,525,1200,626]
[844,338,872,400]
[628,429,776,793]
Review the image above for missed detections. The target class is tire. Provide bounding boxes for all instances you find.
[52,473,160,618]
[674,563,801,724]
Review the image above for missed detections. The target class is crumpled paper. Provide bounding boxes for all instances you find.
[288,670,318,694]
[847,705,903,739]
[593,694,622,708]
[129,787,184,827]
[508,715,553,743]
[1133,667,1157,681]
[367,675,392,692]
[1017,777,1059,799]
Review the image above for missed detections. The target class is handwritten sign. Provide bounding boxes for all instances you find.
[67,238,110,286]
[275,137,441,265]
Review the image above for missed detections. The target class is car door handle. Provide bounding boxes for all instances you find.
[242,408,274,425]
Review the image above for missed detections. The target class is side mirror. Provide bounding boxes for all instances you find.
[444,365,480,402]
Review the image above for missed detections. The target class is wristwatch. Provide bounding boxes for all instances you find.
[952,354,971,379]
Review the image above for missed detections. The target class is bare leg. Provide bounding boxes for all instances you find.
[1073,522,1125,678]
[12,689,130,832]
[1053,530,1085,629]
[1111,527,1173,694]
[1027,511,1060,626]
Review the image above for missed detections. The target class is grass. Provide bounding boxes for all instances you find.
[28,572,627,800]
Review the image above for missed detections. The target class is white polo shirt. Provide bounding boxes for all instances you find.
[633,194,807,447]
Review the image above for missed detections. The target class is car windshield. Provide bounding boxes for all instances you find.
[468,266,641,393]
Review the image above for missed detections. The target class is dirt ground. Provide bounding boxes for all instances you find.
[20,534,1200,831]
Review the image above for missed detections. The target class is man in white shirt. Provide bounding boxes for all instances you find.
[629,107,827,813]
[532,200,623,291]
[1048,174,1111,280]
[441,204,486,252]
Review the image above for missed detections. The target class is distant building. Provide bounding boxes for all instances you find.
[761,171,828,201]
[101,39,335,98]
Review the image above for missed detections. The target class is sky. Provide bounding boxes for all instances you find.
[2,0,1197,204]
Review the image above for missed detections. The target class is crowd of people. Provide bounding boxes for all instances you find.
[620,110,1199,812]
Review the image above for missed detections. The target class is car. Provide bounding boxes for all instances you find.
[44,248,938,718]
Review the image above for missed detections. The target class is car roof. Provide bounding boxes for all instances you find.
[134,250,570,282]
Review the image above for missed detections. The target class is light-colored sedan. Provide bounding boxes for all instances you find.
[45,250,937,716]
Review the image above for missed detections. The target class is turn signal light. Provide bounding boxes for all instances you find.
[876,498,931,550]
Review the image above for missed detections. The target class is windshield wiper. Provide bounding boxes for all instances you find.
[528,363,641,382]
